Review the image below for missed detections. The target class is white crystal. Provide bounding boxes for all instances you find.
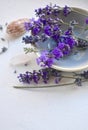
[10,54,30,66]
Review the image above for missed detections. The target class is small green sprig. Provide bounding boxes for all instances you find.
[24,47,38,54]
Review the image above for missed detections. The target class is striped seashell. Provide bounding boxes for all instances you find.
[6,18,30,37]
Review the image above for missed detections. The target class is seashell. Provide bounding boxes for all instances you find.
[6,18,30,37]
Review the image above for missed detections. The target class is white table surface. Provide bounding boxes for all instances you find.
[0,0,88,130]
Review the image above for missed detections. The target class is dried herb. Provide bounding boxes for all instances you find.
[0,25,3,31]
[0,47,8,54]
[0,38,6,41]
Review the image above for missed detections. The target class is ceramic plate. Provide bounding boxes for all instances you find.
[35,7,88,72]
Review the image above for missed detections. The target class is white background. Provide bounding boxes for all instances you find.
[0,0,88,130]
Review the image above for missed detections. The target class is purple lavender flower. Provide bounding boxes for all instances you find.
[63,5,71,16]
[45,57,54,67]
[47,18,53,24]
[18,72,32,84]
[85,18,88,24]
[45,5,52,15]
[35,4,60,17]
[40,69,50,83]
[32,70,40,83]
[65,36,76,48]
[23,35,34,44]
[52,26,61,42]
[36,51,54,67]
[35,8,42,16]
[53,25,60,31]
[34,19,42,27]
[76,38,88,48]
[55,77,61,84]
[64,27,73,35]
[52,34,60,42]
[32,26,41,35]
[24,22,32,31]
[18,68,62,84]
[58,42,71,55]
[58,42,65,49]
[52,47,63,59]
[44,25,52,36]
[40,17,47,25]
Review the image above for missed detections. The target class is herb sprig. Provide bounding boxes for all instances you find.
[15,68,88,88]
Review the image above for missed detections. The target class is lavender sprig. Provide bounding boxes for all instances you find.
[14,79,86,88]
[17,68,79,85]
[76,38,88,49]
[14,68,88,88]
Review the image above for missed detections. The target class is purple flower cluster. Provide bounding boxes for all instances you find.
[18,68,62,84]
[36,37,77,67]
[34,4,71,17]
[52,47,63,59]
[36,51,54,67]
[23,4,78,68]
[18,68,88,86]
[63,5,71,16]
[24,4,71,37]
[36,38,76,67]
[77,37,88,48]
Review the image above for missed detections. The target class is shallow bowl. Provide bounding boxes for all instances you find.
[36,7,88,72]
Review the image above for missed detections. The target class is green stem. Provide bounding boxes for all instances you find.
[72,8,88,17]
[63,21,84,29]
[13,79,87,89]
[62,7,88,29]
[76,37,88,42]
[62,76,76,79]
[13,82,75,89]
